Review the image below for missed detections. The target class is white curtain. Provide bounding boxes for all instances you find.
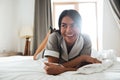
[106,0,120,29]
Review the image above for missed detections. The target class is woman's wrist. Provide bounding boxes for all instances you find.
[64,67,77,72]
[58,64,77,73]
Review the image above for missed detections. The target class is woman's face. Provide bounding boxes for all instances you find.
[60,16,80,45]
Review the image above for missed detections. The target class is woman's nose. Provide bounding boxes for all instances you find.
[66,25,72,32]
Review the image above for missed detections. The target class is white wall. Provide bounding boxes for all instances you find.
[15,0,34,53]
[0,0,120,56]
[0,0,34,53]
[0,0,16,52]
[103,0,120,56]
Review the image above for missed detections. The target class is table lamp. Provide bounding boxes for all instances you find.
[20,27,33,56]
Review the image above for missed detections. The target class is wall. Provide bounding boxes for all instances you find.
[0,0,34,54]
[0,0,16,52]
[15,0,35,53]
[103,0,120,56]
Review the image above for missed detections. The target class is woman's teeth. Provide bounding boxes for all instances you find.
[66,34,73,37]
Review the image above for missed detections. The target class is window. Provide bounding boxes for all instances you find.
[52,1,98,51]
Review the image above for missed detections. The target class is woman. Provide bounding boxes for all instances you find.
[44,9,101,75]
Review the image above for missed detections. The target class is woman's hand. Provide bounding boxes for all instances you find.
[44,62,65,75]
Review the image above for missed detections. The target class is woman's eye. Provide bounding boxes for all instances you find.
[61,24,67,28]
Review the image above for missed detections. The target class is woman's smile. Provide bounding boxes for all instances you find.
[61,16,79,45]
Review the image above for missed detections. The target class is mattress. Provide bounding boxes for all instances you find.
[0,56,120,80]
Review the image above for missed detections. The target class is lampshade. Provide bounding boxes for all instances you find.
[20,27,33,38]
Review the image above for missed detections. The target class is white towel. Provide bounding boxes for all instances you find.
[74,49,117,75]
[74,59,113,74]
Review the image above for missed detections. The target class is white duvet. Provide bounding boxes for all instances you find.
[0,55,120,80]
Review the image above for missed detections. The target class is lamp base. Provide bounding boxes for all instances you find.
[24,37,30,56]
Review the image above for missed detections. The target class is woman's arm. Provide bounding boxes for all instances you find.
[47,55,101,68]
[62,55,101,68]
[44,55,101,75]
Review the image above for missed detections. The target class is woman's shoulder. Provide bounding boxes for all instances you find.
[81,33,90,39]
[49,30,62,41]
[81,33,91,44]
[50,30,61,37]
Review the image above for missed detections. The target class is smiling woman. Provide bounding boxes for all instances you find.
[52,1,98,51]
[43,9,101,75]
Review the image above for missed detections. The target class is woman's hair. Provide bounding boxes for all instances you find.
[58,9,82,30]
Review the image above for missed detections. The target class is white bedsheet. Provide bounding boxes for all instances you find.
[0,56,120,80]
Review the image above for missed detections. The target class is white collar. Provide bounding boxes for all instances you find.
[61,35,84,61]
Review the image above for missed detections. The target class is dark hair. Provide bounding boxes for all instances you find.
[58,9,82,30]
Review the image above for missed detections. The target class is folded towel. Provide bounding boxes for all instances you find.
[75,59,113,74]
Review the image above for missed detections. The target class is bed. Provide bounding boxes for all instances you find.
[0,50,120,80]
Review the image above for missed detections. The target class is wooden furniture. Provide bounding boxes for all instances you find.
[24,37,31,56]
[19,27,33,56]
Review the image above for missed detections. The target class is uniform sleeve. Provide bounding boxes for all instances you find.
[44,32,60,58]
[80,34,92,56]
